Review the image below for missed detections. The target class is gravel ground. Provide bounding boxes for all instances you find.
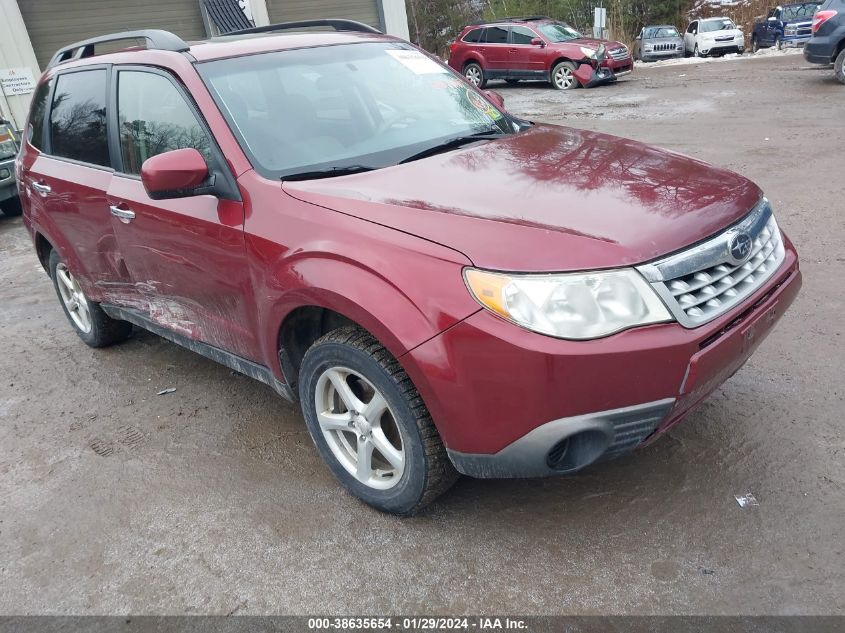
[0,52,843,615]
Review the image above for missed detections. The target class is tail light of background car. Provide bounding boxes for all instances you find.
[812,10,838,33]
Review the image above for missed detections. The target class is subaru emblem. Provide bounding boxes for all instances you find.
[729,232,753,263]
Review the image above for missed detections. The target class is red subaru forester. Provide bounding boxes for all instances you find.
[448,16,634,89]
[18,21,800,515]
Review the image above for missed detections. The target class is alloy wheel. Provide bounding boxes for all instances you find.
[314,366,405,490]
[465,66,481,86]
[554,65,576,89]
[55,263,92,333]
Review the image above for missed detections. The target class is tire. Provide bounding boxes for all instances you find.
[551,61,580,90]
[48,249,132,348]
[835,48,845,85]
[694,44,703,58]
[751,37,759,53]
[463,62,486,88]
[775,35,783,51]
[298,326,458,515]
[0,196,21,217]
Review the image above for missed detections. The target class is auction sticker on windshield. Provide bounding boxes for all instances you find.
[466,89,503,120]
[386,49,448,74]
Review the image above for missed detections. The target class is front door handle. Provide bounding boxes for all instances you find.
[31,182,51,196]
[109,205,136,223]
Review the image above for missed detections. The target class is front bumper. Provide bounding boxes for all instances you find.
[602,56,634,76]
[0,158,17,202]
[701,43,744,55]
[404,243,800,479]
[641,50,684,62]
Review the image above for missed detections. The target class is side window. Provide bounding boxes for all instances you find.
[27,78,52,150]
[688,22,697,34]
[117,70,211,175]
[511,26,537,44]
[50,70,110,167]
[483,26,508,44]
[463,28,483,43]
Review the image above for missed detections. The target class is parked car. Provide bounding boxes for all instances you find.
[19,22,801,515]
[751,2,821,51]
[685,17,746,56]
[0,118,21,217]
[804,0,845,83]
[633,25,685,61]
[448,16,633,90]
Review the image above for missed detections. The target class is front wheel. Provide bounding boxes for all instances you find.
[48,249,132,347]
[0,196,21,217]
[298,326,458,515]
[463,62,486,88]
[694,44,703,58]
[775,36,783,51]
[751,37,759,53]
[551,61,580,90]
[835,48,845,85]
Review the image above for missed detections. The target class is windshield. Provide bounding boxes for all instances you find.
[781,3,821,20]
[538,22,582,42]
[700,19,737,32]
[198,42,511,179]
[644,26,679,38]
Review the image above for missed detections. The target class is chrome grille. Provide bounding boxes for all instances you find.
[609,46,629,60]
[651,43,677,52]
[637,199,786,328]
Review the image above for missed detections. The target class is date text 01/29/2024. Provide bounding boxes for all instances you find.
[307,617,528,630]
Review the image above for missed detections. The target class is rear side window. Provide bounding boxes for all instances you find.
[463,28,483,43]
[511,26,537,44]
[27,79,52,150]
[50,70,110,167]
[484,26,508,44]
[116,71,211,175]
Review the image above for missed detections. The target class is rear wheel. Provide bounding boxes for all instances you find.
[48,249,132,348]
[463,62,486,88]
[0,196,21,217]
[835,48,845,85]
[298,326,458,515]
[551,61,579,90]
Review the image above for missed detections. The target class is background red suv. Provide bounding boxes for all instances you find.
[448,16,634,89]
[18,21,799,516]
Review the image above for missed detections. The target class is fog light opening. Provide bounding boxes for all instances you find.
[546,429,610,473]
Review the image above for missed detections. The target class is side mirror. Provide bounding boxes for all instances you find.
[484,90,505,109]
[141,148,211,200]
[530,37,545,47]
[768,16,778,22]
[692,29,697,35]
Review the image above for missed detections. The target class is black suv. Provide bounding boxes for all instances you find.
[804,0,845,83]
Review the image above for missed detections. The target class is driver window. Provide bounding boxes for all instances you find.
[510,26,536,45]
[117,71,211,175]
[687,22,697,34]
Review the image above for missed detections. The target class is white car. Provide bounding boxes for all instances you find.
[684,17,746,57]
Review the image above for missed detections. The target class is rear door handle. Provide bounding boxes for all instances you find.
[109,205,136,223]
[31,182,51,196]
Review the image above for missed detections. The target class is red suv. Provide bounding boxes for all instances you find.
[18,21,800,515]
[448,16,634,89]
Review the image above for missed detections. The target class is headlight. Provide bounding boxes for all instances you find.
[464,268,672,340]
[0,139,17,160]
[580,46,597,59]
[643,44,654,51]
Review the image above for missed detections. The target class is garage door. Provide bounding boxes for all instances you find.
[18,0,207,71]
[266,0,382,30]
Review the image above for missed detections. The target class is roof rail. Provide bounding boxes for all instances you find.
[469,15,553,26]
[47,29,189,69]
[228,19,382,37]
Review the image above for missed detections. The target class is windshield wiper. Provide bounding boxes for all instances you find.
[281,164,376,182]
[399,131,506,165]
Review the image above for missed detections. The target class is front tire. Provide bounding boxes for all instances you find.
[551,61,580,90]
[48,249,132,348]
[694,44,703,58]
[298,326,458,515]
[751,36,759,53]
[775,35,783,51]
[835,48,845,85]
[463,62,486,88]
[0,196,21,217]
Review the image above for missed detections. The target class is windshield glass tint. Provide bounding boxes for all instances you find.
[645,26,679,38]
[199,43,510,178]
[782,3,820,19]
[700,19,737,32]
[538,22,581,42]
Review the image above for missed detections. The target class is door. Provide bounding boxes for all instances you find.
[479,25,511,75]
[685,21,698,53]
[32,68,128,294]
[508,26,546,76]
[106,67,260,361]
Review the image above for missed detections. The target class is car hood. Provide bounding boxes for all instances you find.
[560,37,627,50]
[283,125,763,272]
